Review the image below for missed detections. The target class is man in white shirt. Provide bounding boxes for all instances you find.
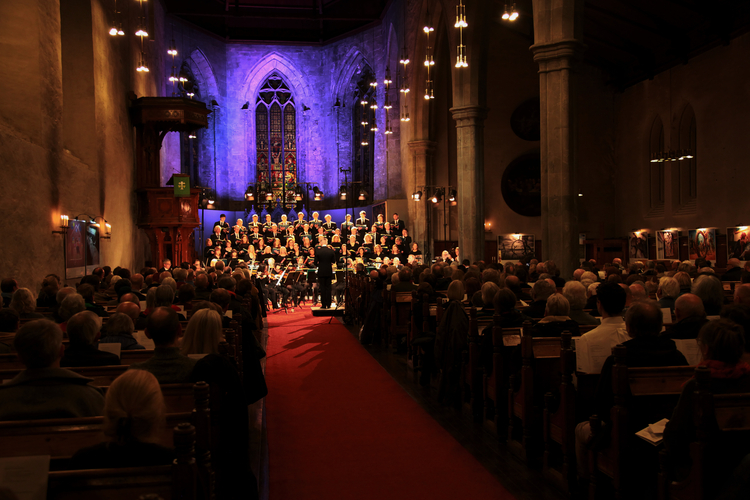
[575,281,629,374]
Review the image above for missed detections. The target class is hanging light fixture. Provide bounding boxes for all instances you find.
[400,104,410,122]
[135,24,149,37]
[384,67,392,86]
[339,185,348,200]
[109,0,123,36]
[136,52,149,72]
[412,190,423,201]
[424,11,435,101]
[454,1,468,68]
[502,2,519,22]
[448,189,457,202]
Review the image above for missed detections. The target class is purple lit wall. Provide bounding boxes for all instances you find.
[159,12,406,214]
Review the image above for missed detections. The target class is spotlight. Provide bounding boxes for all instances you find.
[188,132,196,139]
[313,187,323,201]
[109,25,118,36]
[448,189,457,202]
[295,187,303,201]
[245,186,255,201]
[430,188,443,204]
[358,189,368,201]
[339,185,348,200]
[265,190,274,201]
[413,190,423,201]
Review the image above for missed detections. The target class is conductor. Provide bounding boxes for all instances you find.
[314,238,336,309]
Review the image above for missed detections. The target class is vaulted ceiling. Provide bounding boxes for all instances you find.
[165,0,750,89]
[163,0,390,44]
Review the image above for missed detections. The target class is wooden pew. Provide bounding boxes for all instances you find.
[462,308,492,422]
[482,316,523,435]
[47,422,198,500]
[507,328,562,464]
[0,365,128,386]
[659,366,750,500]
[542,332,577,494]
[390,291,412,351]
[588,346,694,499]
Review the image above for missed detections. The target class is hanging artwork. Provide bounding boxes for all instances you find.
[628,231,649,260]
[498,234,535,261]
[656,230,680,260]
[688,228,717,261]
[65,220,99,278]
[727,226,750,261]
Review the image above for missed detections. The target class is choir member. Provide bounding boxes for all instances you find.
[391,213,405,233]
[323,214,337,234]
[355,210,370,229]
[214,214,230,235]
[340,214,354,237]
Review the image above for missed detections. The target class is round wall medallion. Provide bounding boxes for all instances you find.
[510,99,541,141]
[501,154,541,217]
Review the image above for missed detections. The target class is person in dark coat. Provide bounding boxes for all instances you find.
[434,281,469,406]
[524,279,555,320]
[722,258,744,282]
[531,293,580,337]
[100,312,145,350]
[314,240,336,308]
[662,293,708,340]
[61,311,121,367]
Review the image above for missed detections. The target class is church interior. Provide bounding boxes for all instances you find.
[3,0,750,499]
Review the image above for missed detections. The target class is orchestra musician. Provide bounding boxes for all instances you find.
[214,214,230,236]
[355,210,370,229]
[290,257,309,307]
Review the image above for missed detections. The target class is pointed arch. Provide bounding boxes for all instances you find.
[331,47,370,102]
[186,48,219,101]
[240,52,312,104]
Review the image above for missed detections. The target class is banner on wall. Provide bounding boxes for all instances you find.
[628,231,649,260]
[656,230,680,260]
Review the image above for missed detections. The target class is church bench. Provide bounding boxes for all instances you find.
[587,347,694,499]
[46,422,199,500]
[482,317,523,435]
[461,308,492,422]
[390,291,412,350]
[507,329,563,465]
[0,365,128,385]
[542,332,577,494]
[658,366,750,500]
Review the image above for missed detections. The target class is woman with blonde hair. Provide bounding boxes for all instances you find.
[71,369,174,468]
[181,309,224,356]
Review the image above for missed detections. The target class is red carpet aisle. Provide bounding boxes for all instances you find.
[265,309,516,500]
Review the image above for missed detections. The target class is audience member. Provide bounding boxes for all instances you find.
[101,312,145,350]
[524,279,556,319]
[663,293,707,340]
[9,288,44,319]
[563,281,600,326]
[61,311,121,367]
[531,293,580,337]
[130,307,196,384]
[692,274,725,315]
[0,319,104,420]
[657,277,680,312]
[575,281,629,374]
[0,310,20,353]
[71,369,174,468]
[493,288,525,327]
[1,278,18,307]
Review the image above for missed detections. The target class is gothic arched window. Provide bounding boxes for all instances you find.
[256,73,297,205]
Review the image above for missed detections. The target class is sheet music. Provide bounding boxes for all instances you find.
[0,455,50,500]
[661,308,673,325]
[674,338,702,366]
[133,330,155,350]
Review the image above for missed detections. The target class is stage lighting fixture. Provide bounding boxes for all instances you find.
[313,186,323,201]
[244,186,255,201]
[339,185,348,200]
[430,188,443,204]
[448,189,457,202]
[358,189,368,201]
[413,190,423,201]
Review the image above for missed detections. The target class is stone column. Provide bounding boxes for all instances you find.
[530,0,584,278]
[451,106,488,265]
[408,140,436,257]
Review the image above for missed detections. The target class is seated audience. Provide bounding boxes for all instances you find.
[584,282,600,314]
[664,320,750,490]
[9,288,44,319]
[734,283,750,308]
[0,319,104,420]
[61,311,121,367]
[722,258,744,282]
[563,281,600,326]
[0,309,20,353]
[494,288,525,327]
[662,293,707,340]
[77,283,108,317]
[1,278,18,307]
[575,281,630,374]
[524,279,556,320]
[58,292,86,334]
[692,274,725,316]
[476,282,499,317]
[657,276,680,312]
[71,369,174,468]
[101,312,145,350]
[531,293,580,337]
[130,307,196,384]
[37,275,60,308]
[575,300,688,481]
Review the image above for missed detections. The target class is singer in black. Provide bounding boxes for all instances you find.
[314,239,336,309]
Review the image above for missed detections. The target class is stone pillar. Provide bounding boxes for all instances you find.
[530,0,584,278]
[451,106,488,265]
[408,140,436,258]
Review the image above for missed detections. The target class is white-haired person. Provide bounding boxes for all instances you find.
[71,369,174,468]
[531,293,580,337]
[563,281,600,325]
[9,288,44,320]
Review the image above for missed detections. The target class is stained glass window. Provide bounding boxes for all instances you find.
[256,74,296,205]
